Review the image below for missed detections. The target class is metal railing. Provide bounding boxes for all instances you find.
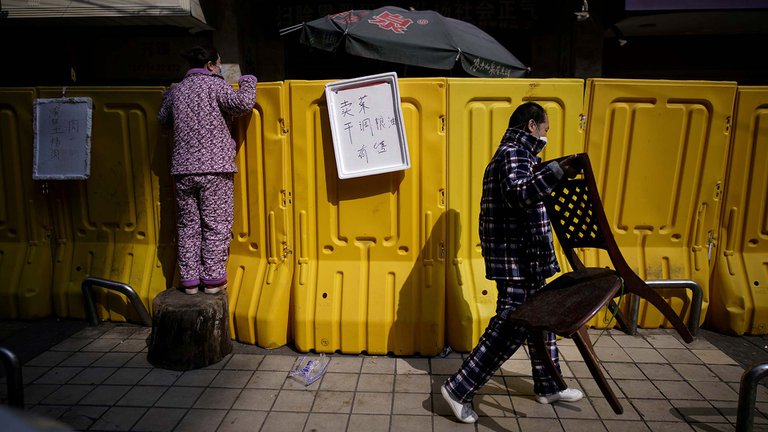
[737,362,768,432]
[0,346,24,408]
[627,279,703,337]
[81,277,152,327]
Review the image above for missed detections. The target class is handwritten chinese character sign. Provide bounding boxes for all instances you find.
[325,73,410,179]
[33,97,92,180]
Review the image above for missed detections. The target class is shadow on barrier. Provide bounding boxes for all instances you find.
[737,362,768,432]
[81,277,152,327]
[0,346,23,408]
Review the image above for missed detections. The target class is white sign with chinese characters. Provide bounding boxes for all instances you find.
[33,97,92,180]
[325,72,410,179]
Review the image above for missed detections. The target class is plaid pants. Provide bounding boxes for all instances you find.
[444,280,561,402]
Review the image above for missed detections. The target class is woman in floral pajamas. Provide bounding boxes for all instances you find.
[158,45,257,295]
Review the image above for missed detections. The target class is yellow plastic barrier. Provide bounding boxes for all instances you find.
[445,78,586,351]
[0,88,53,319]
[709,86,768,335]
[583,79,738,330]
[289,78,447,356]
[229,82,294,348]
[37,87,171,323]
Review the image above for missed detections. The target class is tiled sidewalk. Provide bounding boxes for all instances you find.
[2,323,766,431]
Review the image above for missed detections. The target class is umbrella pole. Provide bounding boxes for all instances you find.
[279,23,304,36]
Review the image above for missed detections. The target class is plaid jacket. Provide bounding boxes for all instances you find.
[158,68,257,175]
[479,128,565,281]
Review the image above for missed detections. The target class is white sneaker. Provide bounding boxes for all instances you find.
[441,384,478,424]
[204,284,226,294]
[183,286,198,295]
[535,387,584,404]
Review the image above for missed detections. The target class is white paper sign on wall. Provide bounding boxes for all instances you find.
[33,97,92,180]
[325,72,410,179]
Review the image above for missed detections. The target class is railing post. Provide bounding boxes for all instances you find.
[737,363,768,432]
[81,277,152,327]
[0,346,24,408]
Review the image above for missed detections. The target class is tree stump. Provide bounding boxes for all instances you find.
[147,289,232,371]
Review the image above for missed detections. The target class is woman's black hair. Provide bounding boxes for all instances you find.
[508,101,546,131]
[180,45,219,69]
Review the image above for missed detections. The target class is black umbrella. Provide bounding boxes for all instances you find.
[280,6,528,78]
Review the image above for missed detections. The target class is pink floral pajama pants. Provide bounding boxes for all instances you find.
[174,173,234,289]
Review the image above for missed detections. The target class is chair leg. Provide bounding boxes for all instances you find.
[531,330,567,391]
[609,298,632,335]
[573,326,623,414]
[623,277,694,343]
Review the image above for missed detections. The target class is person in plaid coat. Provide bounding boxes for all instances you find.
[158,45,257,295]
[441,102,582,423]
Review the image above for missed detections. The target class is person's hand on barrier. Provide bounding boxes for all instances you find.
[558,155,581,178]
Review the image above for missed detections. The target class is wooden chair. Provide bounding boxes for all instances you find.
[505,152,694,415]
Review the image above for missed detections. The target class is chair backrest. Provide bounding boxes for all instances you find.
[543,153,628,275]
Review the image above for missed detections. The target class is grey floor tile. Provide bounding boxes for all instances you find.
[154,386,204,408]
[433,414,477,431]
[474,394,514,418]
[193,387,241,410]
[357,373,394,392]
[517,417,564,432]
[616,379,665,399]
[69,366,117,385]
[21,366,50,384]
[653,380,701,400]
[565,361,595,379]
[392,392,432,416]
[22,384,60,404]
[509,395,557,418]
[137,368,182,386]
[90,406,146,431]
[429,357,463,375]
[396,358,429,374]
[117,385,167,407]
[632,399,684,422]
[319,372,358,392]
[625,348,668,363]
[602,419,652,432]
[111,338,147,353]
[51,338,93,352]
[131,407,186,431]
[174,408,227,432]
[500,359,532,376]
[690,349,738,365]
[35,366,84,384]
[210,369,254,388]
[347,414,390,432]
[390,414,432,432]
[59,352,104,367]
[231,388,278,411]
[216,410,268,432]
[272,389,316,412]
[551,399,599,419]
[594,347,633,363]
[560,418,608,431]
[246,370,286,389]
[41,384,94,405]
[612,335,653,349]
[82,338,122,352]
[671,364,719,381]
[303,412,349,431]
[259,354,298,371]
[79,384,132,405]
[175,369,218,387]
[56,404,109,430]
[708,364,745,383]
[328,356,364,373]
[362,356,396,374]
[658,348,703,363]
[103,326,141,339]
[312,390,354,413]
[477,416,521,431]
[638,363,683,381]
[26,350,72,367]
[395,373,432,393]
[590,397,641,420]
[224,353,264,370]
[603,362,646,379]
[503,376,536,396]
[687,381,739,401]
[688,423,735,431]
[645,334,688,349]
[477,375,511,395]
[260,411,308,432]
[92,352,135,368]
[669,399,729,424]
[124,353,153,368]
[352,391,393,414]
[104,367,151,385]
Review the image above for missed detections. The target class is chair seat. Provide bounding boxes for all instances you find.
[504,268,622,336]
